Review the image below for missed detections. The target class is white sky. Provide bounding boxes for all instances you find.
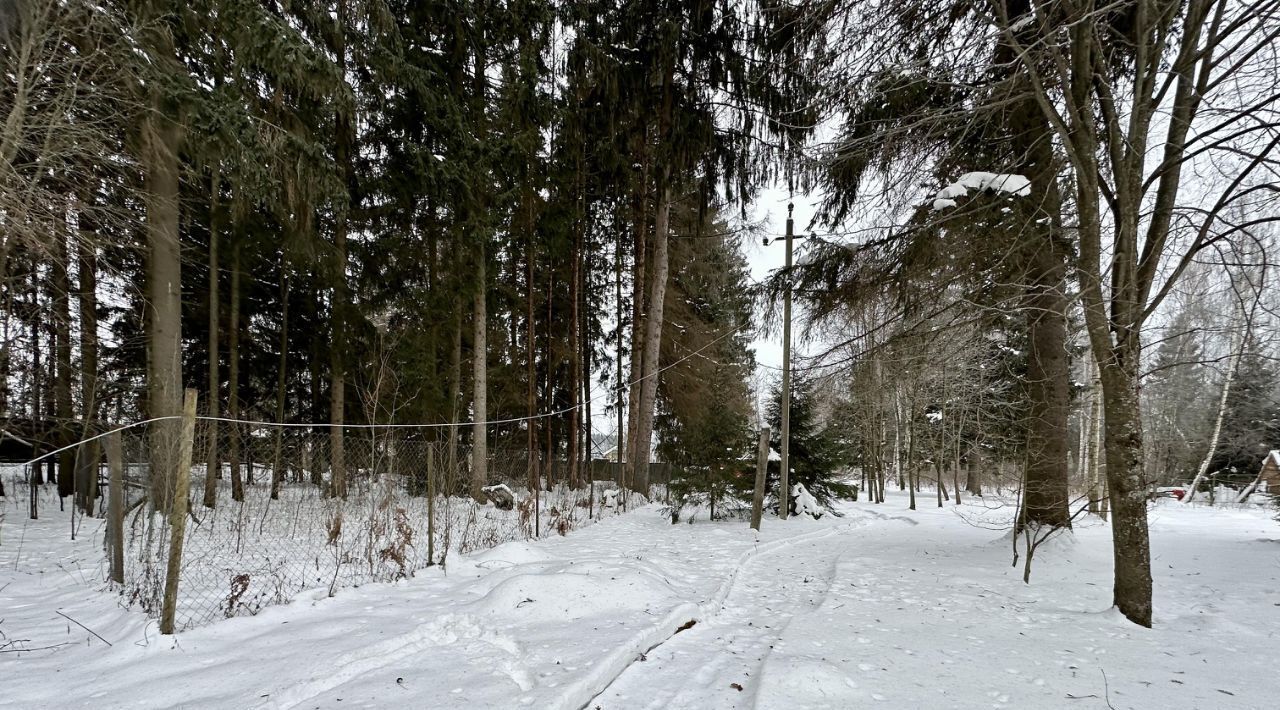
[589,186,821,439]
[742,186,820,421]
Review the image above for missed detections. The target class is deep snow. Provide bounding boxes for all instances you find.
[3,488,1278,709]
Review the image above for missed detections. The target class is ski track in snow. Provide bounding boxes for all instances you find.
[588,521,876,709]
[277,515,875,710]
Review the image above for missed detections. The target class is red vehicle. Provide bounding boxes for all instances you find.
[1153,486,1187,501]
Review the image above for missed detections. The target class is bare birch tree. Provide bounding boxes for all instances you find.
[992,0,1280,626]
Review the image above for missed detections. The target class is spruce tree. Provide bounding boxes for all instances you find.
[767,373,854,510]
[1211,347,1280,487]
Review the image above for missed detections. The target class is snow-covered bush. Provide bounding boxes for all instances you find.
[789,483,823,519]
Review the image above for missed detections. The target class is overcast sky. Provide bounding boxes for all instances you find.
[589,187,822,444]
[742,186,821,421]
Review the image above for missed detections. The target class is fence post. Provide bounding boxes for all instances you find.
[751,427,769,531]
[28,455,38,520]
[160,388,199,635]
[427,445,436,565]
[107,431,125,584]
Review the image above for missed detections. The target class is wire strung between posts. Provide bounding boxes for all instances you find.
[17,417,189,470]
[17,317,753,468]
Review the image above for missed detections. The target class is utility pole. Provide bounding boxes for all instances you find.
[779,203,794,520]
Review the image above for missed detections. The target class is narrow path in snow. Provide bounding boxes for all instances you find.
[587,521,872,710]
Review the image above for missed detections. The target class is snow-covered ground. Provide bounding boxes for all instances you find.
[3,489,1278,709]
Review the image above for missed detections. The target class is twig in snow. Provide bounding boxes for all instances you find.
[1101,668,1116,710]
[0,642,72,654]
[56,611,113,646]
[12,519,28,571]
[135,619,154,648]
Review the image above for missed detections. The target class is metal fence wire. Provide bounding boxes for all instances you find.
[111,418,654,632]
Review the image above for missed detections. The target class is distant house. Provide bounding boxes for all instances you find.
[1259,450,1280,495]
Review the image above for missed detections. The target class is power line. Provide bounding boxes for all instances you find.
[17,315,756,467]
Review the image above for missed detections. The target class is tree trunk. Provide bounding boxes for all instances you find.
[614,218,626,500]
[271,269,290,500]
[328,0,355,501]
[309,276,324,426]
[52,230,74,498]
[623,122,652,492]
[968,397,983,498]
[1018,257,1072,530]
[448,303,462,491]
[30,277,44,490]
[965,453,982,496]
[544,269,555,491]
[0,291,10,417]
[329,230,348,498]
[471,245,488,501]
[75,226,100,514]
[624,206,647,491]
[204,172,221,508]
[952,422,962,506]
[629,188,672,496]
[1100,346,1153,627]
[1077,376,1090,492]
[144,110,184,514]
[1011,83,1072,532]
[1085,360,1104,515]
[526,236,538,493]
[228,247,244,503]
[567,231,581,490]
[906,399,917,510]
[935,461,944,507]
[582,262,593,496]
[468,0,488,502]
[893,387,905,491]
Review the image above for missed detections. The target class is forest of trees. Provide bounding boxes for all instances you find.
[3,0,1278,631]
[0,0,810,500]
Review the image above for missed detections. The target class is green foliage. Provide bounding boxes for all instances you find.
[1210,345,1280,486]
[657,207,757,517]
[767,373,855,509]
[1,0,822,503]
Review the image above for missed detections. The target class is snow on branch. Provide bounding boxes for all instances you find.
[931,172,1031,211]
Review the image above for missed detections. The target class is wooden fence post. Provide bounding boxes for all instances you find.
[28,453,38,520]
[751,427,769,531]
[427,445,436,565]
[107,432,125,584]
[160,388,198,635]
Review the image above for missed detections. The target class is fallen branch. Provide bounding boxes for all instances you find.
[55,610,113,646]
[0,641,73,654]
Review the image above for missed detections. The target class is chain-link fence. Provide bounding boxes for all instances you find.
[110,417,653,632]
